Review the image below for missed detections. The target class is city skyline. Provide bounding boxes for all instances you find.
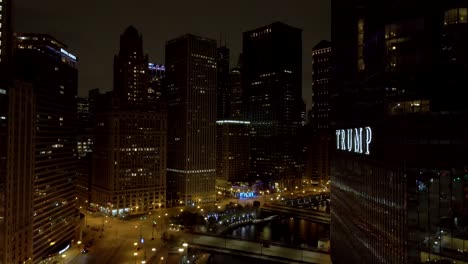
[5,1,468,263]
[13,0,330,110]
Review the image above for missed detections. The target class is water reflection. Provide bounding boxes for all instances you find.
[229,217,329,248]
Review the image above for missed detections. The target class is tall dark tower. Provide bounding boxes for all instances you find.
[242,22,303,187]
[0,0,12,80]
[0,2,36,263]
[308,40,332,184]
[15,33,79,263]
[332,1,468,263]
[92,27,167,216]
[114,26,150,109]
[148,62,165,105]
[217,46,230,119]
[165,34,217,205]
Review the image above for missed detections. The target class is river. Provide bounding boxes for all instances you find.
[227,217,329,248]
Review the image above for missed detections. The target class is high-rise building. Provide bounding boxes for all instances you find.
[331,1,468,263]
[229,67,243,119]
[14,33,79,262]
[0,81,35,264]
[114,26,150,110]
[217,46,230,120]
[92,27,167,215]
[165,34,217,205]
[311,40,331,130]
[229,54,244,120]
[0,0,12,78]
[242,22,303,187]
[77,97,93,157]
[0,22,34,264]
[308,40,332,183]
[92,109,167,215]
[216,120,250,184]
[76,97,94,209]
[148,63,165,105]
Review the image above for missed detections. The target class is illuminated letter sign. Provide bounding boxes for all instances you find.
[340,129,345,150]
[336,127,372,155]
[60,48,77,60]
[354,128,363,153]
[346,129,353,151]
[365,127,372,155]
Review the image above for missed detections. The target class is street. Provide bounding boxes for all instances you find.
[55,190,328,264]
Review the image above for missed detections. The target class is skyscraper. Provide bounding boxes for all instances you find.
[229,67,243,119]
[114,26,150,110]
[165,34,217,205]
[216,120,250,184]
[331,1,468,263]
[217,46,230,120]
[15,33,79,262]
[92,27,167,215]
[92,109,167,215]
[76,96,93,209]
[148,62,165,105]
[229,53,244,120]
[77,97,93,157]
[0,81,35,264]
[0,0,12,78]
[242,22,303,187]
[308,40,332,183]
[311,40,332,130]
[0,19,34,263]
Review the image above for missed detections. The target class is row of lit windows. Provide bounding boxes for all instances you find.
[445,8,468,25]
[312,47,331,55]
[250,28,271,38]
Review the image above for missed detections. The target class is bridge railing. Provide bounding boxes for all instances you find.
[186,231,330,254]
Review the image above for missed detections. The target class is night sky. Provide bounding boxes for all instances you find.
[14,0,330,110]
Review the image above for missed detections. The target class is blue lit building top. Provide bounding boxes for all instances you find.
[15,33,78,67]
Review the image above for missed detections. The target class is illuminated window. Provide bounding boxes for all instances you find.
[445,8,468,25]
[357,19,365,71]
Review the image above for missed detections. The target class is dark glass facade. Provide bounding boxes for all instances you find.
[14,33,79,262]
[309,40,332,184]
[165,34,217,205]
[217,46,230,120]
[242,22,303,187]
[229,67,243,120]
[0,81,35,264]
[216,120,250,184]
[331,0,468,263]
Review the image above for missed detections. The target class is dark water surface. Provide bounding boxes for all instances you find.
[228,217,329,248]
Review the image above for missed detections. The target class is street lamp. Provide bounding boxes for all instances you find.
[181,243,188,263]
[133,252,138,264]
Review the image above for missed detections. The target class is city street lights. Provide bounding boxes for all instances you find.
[181,243,188,263]
[133,252,138,264]
[149,211,155,240]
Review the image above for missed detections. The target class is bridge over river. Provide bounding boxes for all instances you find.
[185,233,331,264]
